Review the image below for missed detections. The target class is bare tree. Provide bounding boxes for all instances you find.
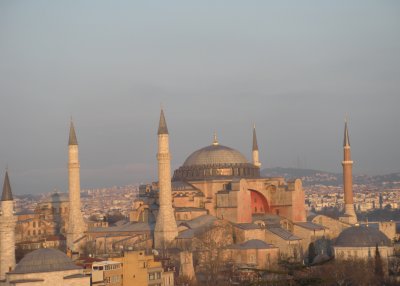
[194,222,233,286]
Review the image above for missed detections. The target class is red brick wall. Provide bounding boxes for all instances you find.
[250,190,269,214]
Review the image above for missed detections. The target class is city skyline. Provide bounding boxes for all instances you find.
[1,1,399,194]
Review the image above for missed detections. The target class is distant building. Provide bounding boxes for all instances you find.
[91,261,123,286]
[16,193,69,245]
[223,239,279,269]
[111,250,174,286]
[131,110,306,233]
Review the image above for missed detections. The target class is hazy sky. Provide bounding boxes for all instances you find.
[1,1,399,194]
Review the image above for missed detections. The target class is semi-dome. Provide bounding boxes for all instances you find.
[183,144,249,166]
[12,248,81,274]
[173,136,260,181]
[335,226,391,248]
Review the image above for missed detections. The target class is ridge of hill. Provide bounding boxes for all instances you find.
[261,167,400,188]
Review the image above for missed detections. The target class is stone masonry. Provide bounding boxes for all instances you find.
[341,120,357,225]
[154,109,178,248]
[66,121,86,252]
[0,171,16,280]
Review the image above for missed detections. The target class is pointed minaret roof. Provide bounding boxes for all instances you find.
[1,170,13,201]
[252,124,259,151]
[69,120,78,145]
[158,109,169,135]
[343,119,350,147]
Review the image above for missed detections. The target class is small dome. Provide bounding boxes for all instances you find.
[335,226,391,247]
[183,144,248,166]
[13,248,81,274]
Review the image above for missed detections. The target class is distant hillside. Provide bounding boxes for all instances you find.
[261,167,400,188]
[262,167,341,186]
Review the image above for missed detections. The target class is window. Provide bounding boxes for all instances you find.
[149,273,155,280]
[156,272,161,279]
[33,222,36,228]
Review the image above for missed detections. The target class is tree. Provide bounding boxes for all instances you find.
[375,244,384,280]
[194,222,233,286]
[308,242,317,265]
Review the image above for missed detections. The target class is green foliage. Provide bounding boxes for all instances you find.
[308,242,317,265]
[374,244,384,279]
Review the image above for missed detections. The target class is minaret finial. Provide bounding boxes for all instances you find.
[1,169,13,201]
[344,118,350,147]
[212,132,219,146]
[158,108,169,135]
[69,120,78,146]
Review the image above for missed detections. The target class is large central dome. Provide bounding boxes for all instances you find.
[183,144,249,166]
[173,137,260,181]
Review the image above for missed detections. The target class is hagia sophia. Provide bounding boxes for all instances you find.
[0,109,398,285]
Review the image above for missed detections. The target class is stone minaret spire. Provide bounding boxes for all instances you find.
[252,124,261,168]
[342,119,357,224]
[154,109,178,249]
[0,170,16,280]
[66,120,86,252]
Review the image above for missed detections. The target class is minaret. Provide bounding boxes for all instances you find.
[154,109,178,249]
[342,119,357,224]
[252,124,261,168]
[0,170,16,280]
[66,120,86,252]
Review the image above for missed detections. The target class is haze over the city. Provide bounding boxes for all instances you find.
[0,1,399,194]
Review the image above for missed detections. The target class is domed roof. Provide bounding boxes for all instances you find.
[183,144,248,166]
[12,248,81,274]
[335,226,392,247]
